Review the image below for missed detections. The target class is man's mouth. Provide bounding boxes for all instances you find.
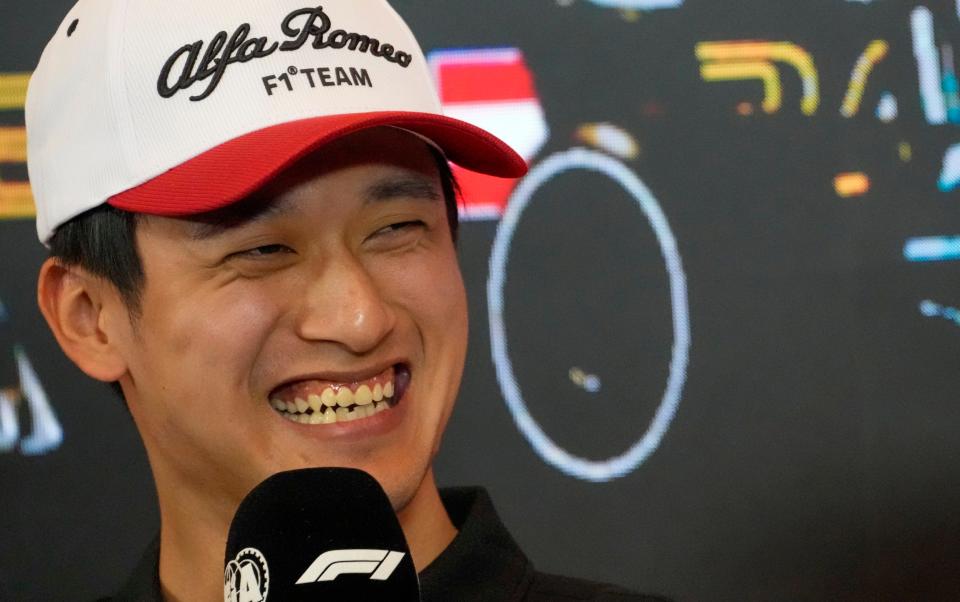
[269,364,410,425]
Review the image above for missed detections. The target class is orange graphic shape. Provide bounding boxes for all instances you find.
[0,127,27,163]
[0,182,36,219]
[833,172,870,197]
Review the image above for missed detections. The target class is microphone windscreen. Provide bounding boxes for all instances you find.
[224,468,420,601]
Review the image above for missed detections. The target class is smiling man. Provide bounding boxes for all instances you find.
[27,1,665,601]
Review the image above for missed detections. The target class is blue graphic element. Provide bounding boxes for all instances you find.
[0,347,63,456]
[0,389,17,453]
[912,7,948,125]
[904,236,960,261]
[939,144,960,191]
[0,298,8,323]
[941,44,960,123]
[586,0,683,9]
[919,299,960,327]
[570,368,603,393]
[13,346,62,456]
[876,92,898,122]
[583,375,602,393]
[488,148,691,482]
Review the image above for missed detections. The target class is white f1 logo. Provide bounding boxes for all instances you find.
[296,549,406,584]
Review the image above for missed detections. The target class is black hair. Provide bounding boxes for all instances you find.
[48,206,144,311]
[433,147,461,244]
[47,145,461,399]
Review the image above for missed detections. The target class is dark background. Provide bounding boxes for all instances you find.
[3,1,960,600]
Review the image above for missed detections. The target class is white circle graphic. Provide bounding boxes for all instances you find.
[487,148,691,482]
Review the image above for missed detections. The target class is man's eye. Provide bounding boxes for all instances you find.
[231,244,293,259]
[376,221,425,236]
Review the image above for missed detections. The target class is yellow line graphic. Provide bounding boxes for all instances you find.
[0,182,36,219]
[0,74,34,220]
[696,41,820,116]
[0,127,27,163]
[0,73,30,111]
[841,41,889,117]
[701,62,783,114]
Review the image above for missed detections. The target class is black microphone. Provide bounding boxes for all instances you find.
[224,468,421,601]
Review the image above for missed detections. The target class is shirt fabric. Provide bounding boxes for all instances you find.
[99,487,670,601]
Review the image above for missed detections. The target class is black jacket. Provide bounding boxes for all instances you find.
[99,487,671,601]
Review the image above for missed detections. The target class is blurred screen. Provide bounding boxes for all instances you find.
[2,1,960,600]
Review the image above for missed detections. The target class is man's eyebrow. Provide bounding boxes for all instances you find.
[364,175,441,204]
[186,175,441,240]
[188,197,291,241]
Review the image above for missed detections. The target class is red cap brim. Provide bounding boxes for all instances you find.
[108,111,527,216]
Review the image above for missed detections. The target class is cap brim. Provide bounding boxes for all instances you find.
[107,111,527,216]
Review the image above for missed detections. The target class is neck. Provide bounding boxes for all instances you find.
[156,469,457,601]
[398,468,458,572]
[156,481,232,602]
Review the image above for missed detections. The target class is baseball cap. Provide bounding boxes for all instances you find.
[26,0,527,244]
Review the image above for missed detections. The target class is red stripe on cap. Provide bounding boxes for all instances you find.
[108,111,526,217]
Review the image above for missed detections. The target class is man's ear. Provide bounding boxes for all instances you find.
[37,258,129,382]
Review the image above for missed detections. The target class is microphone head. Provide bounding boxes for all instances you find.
[224,468,420,601]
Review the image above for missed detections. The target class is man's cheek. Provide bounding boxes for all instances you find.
[144,293,277,381]
[388,255,466,317]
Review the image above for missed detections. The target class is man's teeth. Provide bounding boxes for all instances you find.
[271,382,395,424]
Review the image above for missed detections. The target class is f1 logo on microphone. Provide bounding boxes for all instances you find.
[296,549,406,584]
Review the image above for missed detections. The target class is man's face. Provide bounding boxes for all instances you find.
[112,128,468,512]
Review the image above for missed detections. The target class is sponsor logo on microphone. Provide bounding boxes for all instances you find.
[225,547,270,602]
[296,549,406,584]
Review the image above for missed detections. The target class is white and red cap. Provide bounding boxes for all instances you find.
[26,0,526,244]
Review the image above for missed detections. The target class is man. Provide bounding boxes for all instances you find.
[28,1,668,600]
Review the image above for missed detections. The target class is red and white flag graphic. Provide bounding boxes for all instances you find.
[429,48,549,220]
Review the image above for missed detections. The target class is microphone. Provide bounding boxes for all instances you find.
[224,468,421,601]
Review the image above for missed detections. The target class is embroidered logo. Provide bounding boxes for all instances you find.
[224,547,270,602]
[158,5,413,102]
[295,549,406,584]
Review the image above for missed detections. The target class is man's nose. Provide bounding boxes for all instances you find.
[295,252,397,354]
